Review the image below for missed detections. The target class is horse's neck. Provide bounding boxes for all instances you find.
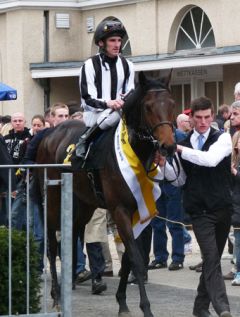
[128,129,154,165]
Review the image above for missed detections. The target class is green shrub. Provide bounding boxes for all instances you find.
[0,227,41,314]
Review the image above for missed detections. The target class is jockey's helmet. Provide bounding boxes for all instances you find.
[94,20,126,45]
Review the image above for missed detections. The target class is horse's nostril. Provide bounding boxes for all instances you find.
[160,143,176,157]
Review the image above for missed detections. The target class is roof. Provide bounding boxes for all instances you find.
[30,45,240,78]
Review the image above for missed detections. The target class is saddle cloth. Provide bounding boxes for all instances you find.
[114,119,162,239]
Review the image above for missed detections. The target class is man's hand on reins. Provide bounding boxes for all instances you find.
[176,144,184,153]
[106,99,124,110]
[154,151,166,166]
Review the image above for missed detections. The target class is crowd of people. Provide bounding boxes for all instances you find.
[0,17,240,317]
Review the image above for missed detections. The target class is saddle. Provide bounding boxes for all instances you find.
[70,126,115,171]
[69,127,116,208]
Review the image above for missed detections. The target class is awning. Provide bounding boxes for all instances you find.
[0,83,17,101]
[30,45,240,79]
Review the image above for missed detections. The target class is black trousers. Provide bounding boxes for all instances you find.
[86,242,105,280]
[191,209,231,315]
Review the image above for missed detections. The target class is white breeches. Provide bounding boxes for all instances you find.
[83,109,121,129]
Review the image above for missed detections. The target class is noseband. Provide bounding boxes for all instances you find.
[140,88,174,147]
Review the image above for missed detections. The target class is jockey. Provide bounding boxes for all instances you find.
[76,19,135,159]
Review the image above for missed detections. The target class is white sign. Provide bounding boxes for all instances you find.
[86,16,94,33]
[176,68,208,78]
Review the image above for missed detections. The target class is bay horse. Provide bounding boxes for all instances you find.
[36,71,176,317]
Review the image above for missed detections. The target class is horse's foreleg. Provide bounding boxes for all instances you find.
[126,239,153,317]
[48,229,61,308]
[115,208,153,317]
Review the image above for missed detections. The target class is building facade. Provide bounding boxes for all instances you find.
[0,0,240,123]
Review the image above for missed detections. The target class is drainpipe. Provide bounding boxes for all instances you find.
[43,11,50,109]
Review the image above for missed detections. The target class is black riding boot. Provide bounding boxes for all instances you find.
[76,124,102,159]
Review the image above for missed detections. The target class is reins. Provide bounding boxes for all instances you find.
[137,88,178,183]
[145,155,181,184]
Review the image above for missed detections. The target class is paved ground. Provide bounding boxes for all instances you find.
[43,230,240,317]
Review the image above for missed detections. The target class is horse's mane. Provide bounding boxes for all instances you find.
[57,119,84,130]
[122,75,169,131]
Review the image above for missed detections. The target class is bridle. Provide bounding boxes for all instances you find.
[137,87,178,182]
[138,88,174,152]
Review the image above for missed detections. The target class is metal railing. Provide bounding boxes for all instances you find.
[0,164,72,317]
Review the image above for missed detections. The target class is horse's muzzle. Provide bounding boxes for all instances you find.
[159,142,176,157]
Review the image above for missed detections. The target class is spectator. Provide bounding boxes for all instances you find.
[215,104,231,132]
[0,115,11,130]
[29,114,45,136]
[230,101,240,132]
[66,100,82,118]
[176,113,191,133]
[148,129,186,271]
[3,112,31,229]
[3,112,31,166]
[11,115,45,231]
[1,122,13,137]
[44,107,54,127]
[176,114,193,253]
[223,100,240,280]
[71,111,83,121]
[230,131,240,286]
[50,103,69,126]
[23,115,46,272]
[0,135,16,226]
[84,208,108,294]
[234,82,240,101]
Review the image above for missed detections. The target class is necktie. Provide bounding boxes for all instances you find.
[197,134,205,150]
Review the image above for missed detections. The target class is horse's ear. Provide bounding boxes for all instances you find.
[139,71,147,86]
[164,69,173,89]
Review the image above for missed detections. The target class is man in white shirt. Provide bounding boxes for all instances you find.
[161,97,232,317]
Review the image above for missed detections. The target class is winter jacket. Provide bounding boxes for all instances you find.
[232,166,240,227]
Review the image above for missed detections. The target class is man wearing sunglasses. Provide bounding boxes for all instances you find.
[76,19,135,159]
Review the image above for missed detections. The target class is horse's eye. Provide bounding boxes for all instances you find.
[145,104,152,113]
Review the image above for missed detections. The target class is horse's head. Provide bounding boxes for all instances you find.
[137,71,176,157]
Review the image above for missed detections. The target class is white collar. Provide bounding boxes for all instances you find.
[193,128,211,140]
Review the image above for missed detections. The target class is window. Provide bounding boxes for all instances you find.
[176,7,215,50]
[205,81,223,112]
[171,84,191,114]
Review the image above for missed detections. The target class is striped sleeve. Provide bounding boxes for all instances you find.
[79,58,107,110]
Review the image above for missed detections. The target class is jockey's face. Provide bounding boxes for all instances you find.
[99,36,122,58]
[52,108,69,126]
